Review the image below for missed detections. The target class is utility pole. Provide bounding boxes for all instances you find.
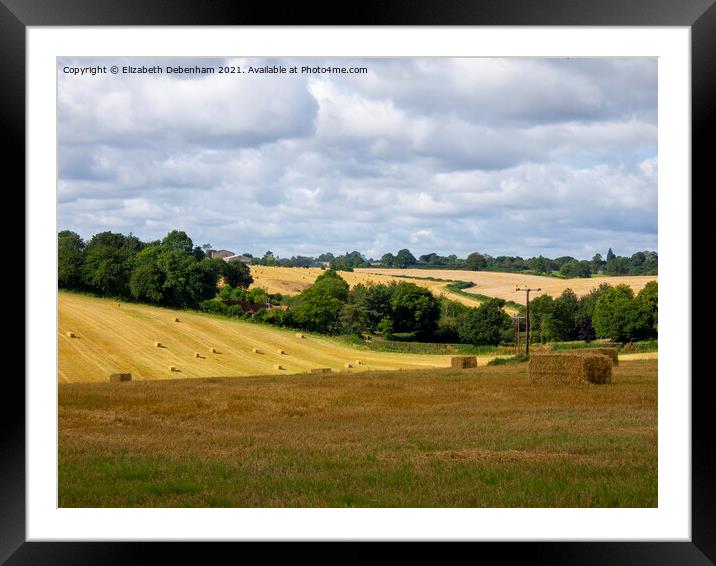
[516,288,541,356]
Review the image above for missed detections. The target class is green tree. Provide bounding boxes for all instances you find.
[291,287,344,333]
[458,298,511,345]
[528,294,555,342]
[221,260,253,289]
[394,249,417,268]
[162,230,194,255]
[81,231,136,297]
[129,245,164,303]
[389,282,440,335]
[633,281,658,339]
[58,230,85,289]
[313,269,349,302]
[380,253,395,267]
[465,252,487,271]
[593,284,637,342]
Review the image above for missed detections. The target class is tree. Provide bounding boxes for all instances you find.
[353,283,394,330]
[592,284,637,342]
[394,249,417,268]
[576,315,597,342]
[291,287,344,333]
[465,252,487,271]
[389,282,440,335]
[221,260,253,289]
[129,245,164,303]
[380,253,395,267]
[58,230,85,289]
[547,289,579,341]
[162,230,194,255]
[458,298,511,345]
[313,269,350,302]
[81,231,136,297]
[633,281,658,339]
[606,248,616,262]
[527,294,555,342]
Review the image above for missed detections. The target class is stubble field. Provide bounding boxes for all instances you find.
[58,358,658,507]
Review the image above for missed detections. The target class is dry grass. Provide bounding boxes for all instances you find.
[58,359,657,507]
[355,268,657,305]
[59,292,503,383]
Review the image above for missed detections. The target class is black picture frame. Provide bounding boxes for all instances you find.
[4,0,712,563]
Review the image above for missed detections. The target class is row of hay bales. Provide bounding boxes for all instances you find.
[528,349,618,385]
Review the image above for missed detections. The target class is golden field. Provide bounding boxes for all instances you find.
[249,265,485,307]
[58,291,496,383]
[59,358,657,507]
[356,268,658,305]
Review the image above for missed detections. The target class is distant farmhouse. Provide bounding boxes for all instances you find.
[211,250,252,264]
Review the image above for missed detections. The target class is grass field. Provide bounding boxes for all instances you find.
[58,358,657,507]
[355,268,658,305]
[59,291,502,383]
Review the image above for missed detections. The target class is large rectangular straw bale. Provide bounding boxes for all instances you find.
[451,356,477,369]
[529,353,612,385]
[572,348,619,366]
[109,373,132,383]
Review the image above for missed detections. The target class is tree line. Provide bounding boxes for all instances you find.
[59,229,657,345]
[218,247,657,278]
[58,229,253,309]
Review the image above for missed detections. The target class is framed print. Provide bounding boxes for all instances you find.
[4,0,714,562]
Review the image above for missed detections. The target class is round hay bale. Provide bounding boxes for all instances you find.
[277,349,286,355]
[194,352,201,358]
[154,341,162,348]
[210,347,218,354]
[274,364,284,370]
[355,360,363,366]
[168,365,176,372]
[344,362,353,369]
[65,331,76,338]
[296,333,305,339]
[252,348,262,354]
[173,317,180,322]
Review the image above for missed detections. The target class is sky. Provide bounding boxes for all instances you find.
[57,57,657,260]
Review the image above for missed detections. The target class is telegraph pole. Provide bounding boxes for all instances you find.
[516,288,541,356]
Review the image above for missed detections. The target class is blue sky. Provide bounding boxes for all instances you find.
[57,57,657,260]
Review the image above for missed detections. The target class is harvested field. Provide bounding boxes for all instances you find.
[58,292,504,383]
[249,266,485,308]
[58,359,657,507]
[355,268,657,305]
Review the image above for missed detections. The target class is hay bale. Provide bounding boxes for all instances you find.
[168,365,177,372]
[109,372,132,383]
[274,364,284,370]
[65,331,76,338]
[529,353,612,385]
[344,362,353,369]
[296,333,305,339]
[154,341,162,348]
[117,303,121,307]
[572,348,619,366]
[209,347,218,354]
[277,349,286,355]
[173,317,180,322]
[355,360,363,366]
[311,368,332,374]
[194,352,201,358]
[451,356,477,369]
[252,348,262,354]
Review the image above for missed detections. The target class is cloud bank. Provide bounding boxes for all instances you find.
[58,57,657,259]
